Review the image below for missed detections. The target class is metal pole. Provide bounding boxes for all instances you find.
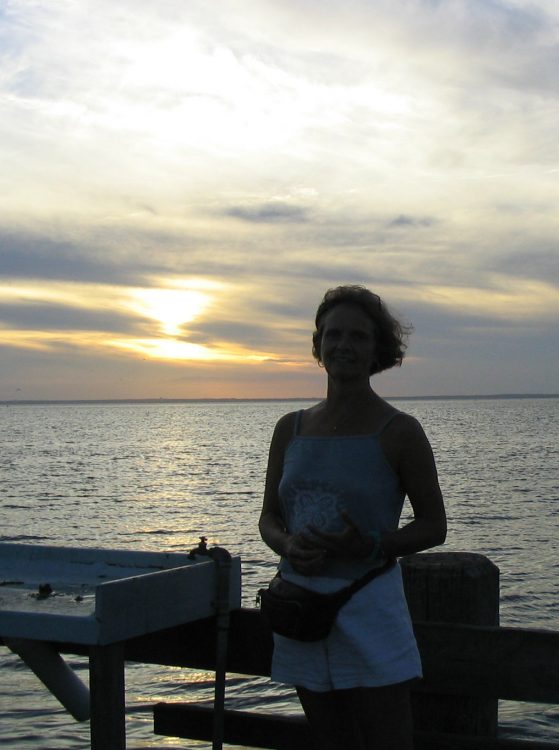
[208,547,232,750]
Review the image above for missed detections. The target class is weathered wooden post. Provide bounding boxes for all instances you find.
[401,551,500,737]
[89,643,126,750]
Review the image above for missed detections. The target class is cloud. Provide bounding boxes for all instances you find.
[0,224,218,286]
[0,301,145,334]
[489,247,559,287]
[0,1,558,398]
[0,229,124,284]
[388,215,436,229]
[185,320,277,349]
[224,202,310,223]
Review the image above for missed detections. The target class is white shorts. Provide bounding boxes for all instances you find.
[271,562,422,692]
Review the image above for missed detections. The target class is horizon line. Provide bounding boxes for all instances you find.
[3,393,559,406]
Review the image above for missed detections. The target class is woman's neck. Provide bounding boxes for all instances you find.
[325,378,375,407]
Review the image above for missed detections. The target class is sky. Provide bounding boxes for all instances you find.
[1,0,559,400]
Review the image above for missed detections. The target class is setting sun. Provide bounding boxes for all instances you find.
[129,286,211,336]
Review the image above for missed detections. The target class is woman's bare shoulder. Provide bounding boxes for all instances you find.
[271,409,302,444]
[383,410,429,448]
[389,410,424,433]
[284,401,326,434]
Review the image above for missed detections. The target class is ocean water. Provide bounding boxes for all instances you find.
[1,397,558,748]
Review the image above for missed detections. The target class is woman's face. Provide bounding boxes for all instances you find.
[319,303,377,381]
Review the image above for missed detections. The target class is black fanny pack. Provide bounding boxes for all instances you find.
[257,558,395,642]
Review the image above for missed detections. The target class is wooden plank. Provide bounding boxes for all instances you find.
[124,611,559,704]
[124,608,273,676]
[94,557,241,644]
[153,704,559,750]
[89,643,126,750]
[413,621,559,703]
[43,609,559,704]
[414,733,559,750]
[154,703,312,750]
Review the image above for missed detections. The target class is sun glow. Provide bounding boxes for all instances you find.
[128,286,211,336]
[110,337,270,362]
[0,279,256,363]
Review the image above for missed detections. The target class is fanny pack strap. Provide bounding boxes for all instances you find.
[333,557,396,606]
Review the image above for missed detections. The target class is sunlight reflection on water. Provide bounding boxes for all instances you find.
[1,398,558,747]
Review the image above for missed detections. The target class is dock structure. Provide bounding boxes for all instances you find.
[2,551,559,749]
[0,542,241,750]
[148,552,559,750]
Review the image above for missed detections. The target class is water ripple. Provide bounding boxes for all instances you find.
[1,398,558,747]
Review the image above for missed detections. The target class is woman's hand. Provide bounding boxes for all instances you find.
[306,511,375,560]
[284,533,327,575]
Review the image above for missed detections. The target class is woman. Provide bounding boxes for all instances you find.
[259,285,447,750]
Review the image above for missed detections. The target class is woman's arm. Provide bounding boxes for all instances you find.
[259,413,327,575]
[258,413,294,557]
[380,414,447,558]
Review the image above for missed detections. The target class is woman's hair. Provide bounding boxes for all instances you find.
[312,285,412,375]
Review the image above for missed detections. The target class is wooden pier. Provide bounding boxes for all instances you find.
[3,552,559,749]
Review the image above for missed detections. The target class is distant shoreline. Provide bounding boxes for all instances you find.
[3,393,559,406]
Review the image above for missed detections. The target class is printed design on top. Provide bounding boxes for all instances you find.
[281,479,345,535]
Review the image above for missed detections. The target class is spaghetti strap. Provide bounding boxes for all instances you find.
[293,409,304,436]
[377,410,402,435]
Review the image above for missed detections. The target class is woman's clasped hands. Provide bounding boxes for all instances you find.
[285,511,378,575]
